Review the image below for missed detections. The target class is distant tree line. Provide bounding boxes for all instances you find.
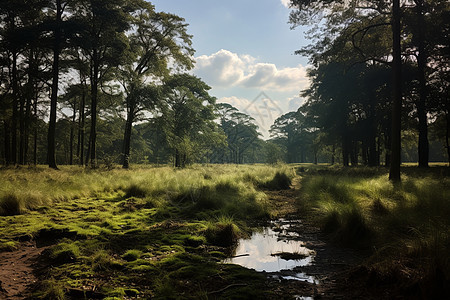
[273,0,449,177]
[0,0,279,168]
[1,1,448,171]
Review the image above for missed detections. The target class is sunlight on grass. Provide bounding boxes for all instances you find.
[299,166,450,295]
[0,164,295,299]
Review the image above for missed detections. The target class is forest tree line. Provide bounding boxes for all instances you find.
[1,0,449,171]
[269,0,449,172]
[0,0,278,168]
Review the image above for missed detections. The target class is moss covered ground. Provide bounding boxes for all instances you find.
[1,164,448,299]
[0,164,294,299]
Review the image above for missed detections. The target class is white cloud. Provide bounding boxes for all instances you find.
[242,63,308,91]
[195,49,245,87]
[194,49,309,92]
[280,0,291,8]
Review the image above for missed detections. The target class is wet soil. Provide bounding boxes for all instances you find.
[262,177,379,299]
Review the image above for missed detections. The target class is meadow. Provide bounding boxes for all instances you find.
[0,164,448,299]
[298,165,449,297]
[0,164,294,299]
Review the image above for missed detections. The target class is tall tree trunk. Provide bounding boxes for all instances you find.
[33,95,38,165]
[11,51,18,165]
[47,0,62,169]
[89,50,99,168]
[85,132,91,167]
[78,85,86,166]
[122,98,135,169]
[389,0,402,182]
[24,48,36,165]
[69,102,76,165]
[446,111,450,166]
[416,0,429,168]
[19,88,25,165]
[76,99,81,161]
[24,88,32,165]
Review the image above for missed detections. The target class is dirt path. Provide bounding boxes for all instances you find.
[0,241,47,300]
[264,176,374,299]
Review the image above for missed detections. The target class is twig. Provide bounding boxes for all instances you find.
[208,284,248,295]
[229,253,250,258]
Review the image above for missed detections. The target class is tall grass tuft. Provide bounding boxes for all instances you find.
[205,216,241,247]
[0,193,23,216]
[260,171,292,190]
[124,184,147,198]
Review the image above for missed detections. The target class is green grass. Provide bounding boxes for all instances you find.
[0,164,294,299]
[299,165,450,296]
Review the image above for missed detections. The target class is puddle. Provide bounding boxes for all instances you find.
[225,219,317,283]
[270,272,319,284]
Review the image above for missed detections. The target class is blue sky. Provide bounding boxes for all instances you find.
[150,0,310,137]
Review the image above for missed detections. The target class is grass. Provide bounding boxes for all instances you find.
[259,171,292,190]
[0,164,294,299]
[298,165,450,297]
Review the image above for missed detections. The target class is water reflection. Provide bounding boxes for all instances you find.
[273,272,319,284]
[225,220,315,274]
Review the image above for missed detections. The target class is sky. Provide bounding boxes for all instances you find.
[150,0,311,137]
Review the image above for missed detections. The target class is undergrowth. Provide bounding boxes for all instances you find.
[0,164,293,299]
[299,165,450,297]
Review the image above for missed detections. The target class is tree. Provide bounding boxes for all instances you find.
[289,0,404,179]
[214,103,261,164]
[46,0,64,169]
[0,0,24,166]
[270,111,307,163]
[118,3,194,168]
[74,0,132,168]
[388,0,402,181]
[160,74,224,168]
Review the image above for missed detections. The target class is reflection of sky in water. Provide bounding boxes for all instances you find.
[225,227,314,272]
[280,273,319,284]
